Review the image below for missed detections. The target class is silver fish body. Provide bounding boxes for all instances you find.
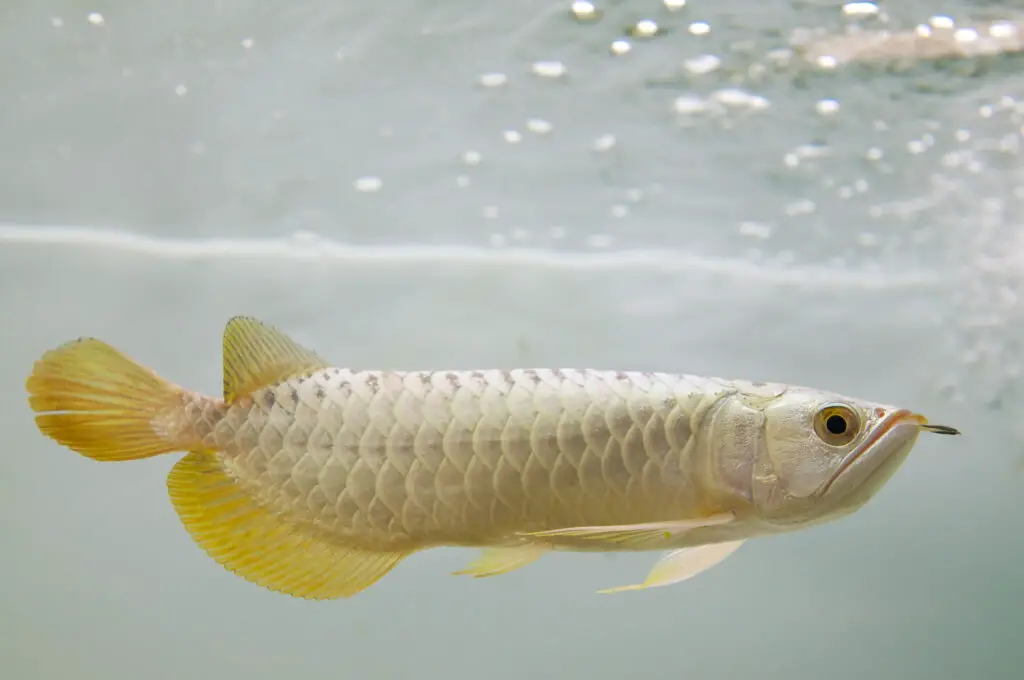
[191,368,782,551]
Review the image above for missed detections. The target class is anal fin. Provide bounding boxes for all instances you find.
[518,513,735,550]
[167,451,408,599]
[597,540,745,594]
[452,544,548,578]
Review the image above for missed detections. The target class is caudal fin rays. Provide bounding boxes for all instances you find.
[26,338,188,461]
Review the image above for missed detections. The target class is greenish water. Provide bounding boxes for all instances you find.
[2,2,1022,679]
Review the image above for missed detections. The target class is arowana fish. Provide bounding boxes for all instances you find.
[25,316,959,599]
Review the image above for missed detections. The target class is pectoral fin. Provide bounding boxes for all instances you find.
[517,513,735,549]
[452,544,549,578]
[597,540,745,594]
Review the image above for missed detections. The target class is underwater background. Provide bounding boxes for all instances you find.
[1,1,1021,678]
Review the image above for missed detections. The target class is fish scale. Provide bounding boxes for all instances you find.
[202,367,733,549]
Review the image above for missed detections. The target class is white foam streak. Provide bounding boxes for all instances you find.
[0,224,937,289]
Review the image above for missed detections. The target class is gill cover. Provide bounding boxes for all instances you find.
[762,396,870,499]
[751,390,897,524]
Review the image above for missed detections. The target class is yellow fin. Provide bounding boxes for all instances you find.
[597,540,745,594]
[167,451,408,599]
[222,316,332,403]
[26,338,188,461]
[452,544,548,578]
[518,514,735,550]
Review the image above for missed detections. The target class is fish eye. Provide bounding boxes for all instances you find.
[813,404,861,447]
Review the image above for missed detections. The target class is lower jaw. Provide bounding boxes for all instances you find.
[823,445,914,518]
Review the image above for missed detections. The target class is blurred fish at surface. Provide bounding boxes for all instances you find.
[791,14,1024,69]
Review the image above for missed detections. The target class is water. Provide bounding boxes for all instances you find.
[2,2,1022,679]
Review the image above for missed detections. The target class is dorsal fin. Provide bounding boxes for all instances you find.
[221,316,332,403]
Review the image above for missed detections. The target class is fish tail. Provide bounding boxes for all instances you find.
[26,337,195,461]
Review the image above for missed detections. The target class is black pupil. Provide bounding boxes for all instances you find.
[826,414,848,435]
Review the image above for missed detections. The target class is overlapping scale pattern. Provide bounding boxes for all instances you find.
[206,368,741,547]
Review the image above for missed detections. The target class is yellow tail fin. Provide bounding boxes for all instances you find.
[27,338,188,461]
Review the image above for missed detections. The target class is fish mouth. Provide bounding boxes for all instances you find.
[823,409,959,495]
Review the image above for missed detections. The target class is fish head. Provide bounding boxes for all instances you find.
[738,387,958,527]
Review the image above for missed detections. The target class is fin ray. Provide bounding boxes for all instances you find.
[453,544,548,578]
[167,451,408,599]
[597,540,745,594]
[26,338,187,461]
[518,514,735,550]
[222,316,332,403]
